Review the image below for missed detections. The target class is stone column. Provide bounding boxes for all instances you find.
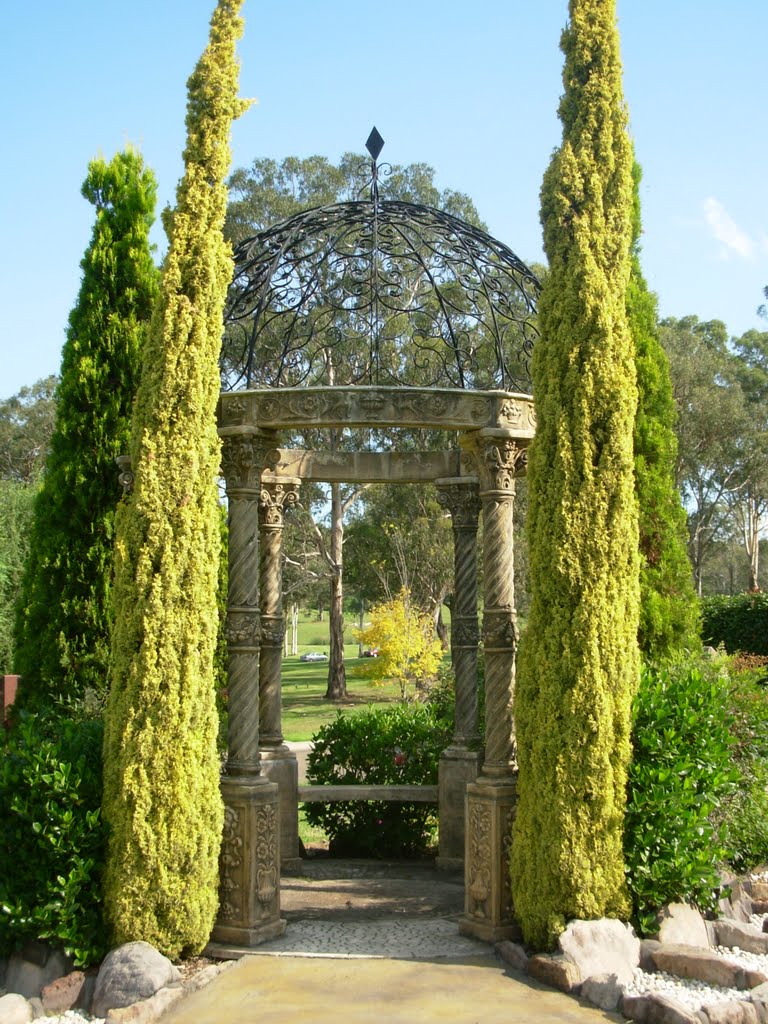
[259,475,302,874]
[435,477,482,870]
[459,429,527,942]
[212,430,287,949]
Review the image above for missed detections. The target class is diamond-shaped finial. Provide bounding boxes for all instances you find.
[366,127,384,161]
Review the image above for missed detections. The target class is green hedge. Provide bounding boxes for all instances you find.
[701,593,768,655]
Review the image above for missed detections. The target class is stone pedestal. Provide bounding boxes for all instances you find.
[459,776,518,942]
[437,747,482,870]
[211,775,287,947]
[258,746,301,874]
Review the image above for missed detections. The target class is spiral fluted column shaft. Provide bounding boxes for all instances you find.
[258,479,299,747]
[437,479,481,749]
[220,431,279,778]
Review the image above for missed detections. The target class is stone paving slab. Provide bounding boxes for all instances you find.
[162,953,624,1024]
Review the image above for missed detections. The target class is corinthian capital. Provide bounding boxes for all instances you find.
[220,431,280,493]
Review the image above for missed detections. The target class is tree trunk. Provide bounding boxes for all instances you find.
[435,605,449,650]
[324,482,347,700]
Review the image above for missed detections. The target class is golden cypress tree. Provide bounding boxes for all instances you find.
[510,0,639,948]
[102,0,249,957]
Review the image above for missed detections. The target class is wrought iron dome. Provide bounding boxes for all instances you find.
[221,135,540,393]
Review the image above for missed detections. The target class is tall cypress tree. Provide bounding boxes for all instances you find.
[510,0,638,948]
[629,161,700,659]
[13,151,158,709]
[101,0,249,957]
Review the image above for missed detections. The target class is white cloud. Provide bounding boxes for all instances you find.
[703,197,755,260]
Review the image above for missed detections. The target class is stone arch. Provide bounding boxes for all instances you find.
[211,159,539,950]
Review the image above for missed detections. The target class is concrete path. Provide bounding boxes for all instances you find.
[161,862,622,1024]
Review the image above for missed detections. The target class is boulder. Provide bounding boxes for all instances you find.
[0,993,33,1024]
[657,904,711,948]
[641,939,663,972]
[527,953,581,993]
[721,881,755,925]
[752,883,768,903]
[558,918,640,986]
[581,972,622,1011]
[621,992,700,1024]
[92,942,181,1019]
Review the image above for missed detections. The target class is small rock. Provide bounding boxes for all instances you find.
[27,997,44,1021]
[621,992,700,1024]
[527,952,581,993]
[752,884,768,903]
[496,940,529,972]
[0,993,33,1024]
[559,918,639,986]
[41,970,86,1014]
[657,904,711,948]
[640,939,663,972]
[92,941,181,1019]
[104,985,184,1024]
[581,972,622,1011]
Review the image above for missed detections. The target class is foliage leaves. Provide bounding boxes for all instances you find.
[0,709,107,965]
[624,661,738,934]
[701,593,768,656]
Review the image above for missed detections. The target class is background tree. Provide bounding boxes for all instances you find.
[13,151,159,709]
[660,316,748,593]
[628,161,699,658]
[511,0,639,948]
[0,376,58,484]
[355,590,443,701]
[102,0,249,958]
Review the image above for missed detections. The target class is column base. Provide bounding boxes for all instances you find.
[437,747,482,869]
[211,775,286,948]
[259,745,301,873]
[458,773,518,943]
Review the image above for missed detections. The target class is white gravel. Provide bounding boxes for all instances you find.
[33,1014,104,1024]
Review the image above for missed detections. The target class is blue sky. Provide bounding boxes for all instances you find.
[1,1,766,398]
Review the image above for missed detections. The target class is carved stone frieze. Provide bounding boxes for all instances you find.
[255,803,279,911]
[467,801,492,919]
[226,611,260,647]
[218,804,244,921]
[452,620,480,647]
[482,611,518,649]
[260,626,284,646]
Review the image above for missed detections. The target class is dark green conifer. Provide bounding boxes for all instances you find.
[510,0,639,948]
[13,151,158,709]
[629,162,700,659]
[102,0,249,957]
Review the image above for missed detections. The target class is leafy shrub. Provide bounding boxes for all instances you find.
[624,660,739,935]
[701,593,768,656]
[304,703,451,858]
[720,665,768,872]
[0,707,107,965]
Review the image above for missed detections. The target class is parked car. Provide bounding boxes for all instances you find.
[300,651,328,662]
[362,648,379,658]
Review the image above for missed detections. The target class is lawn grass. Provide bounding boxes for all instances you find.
[281,655,401,741]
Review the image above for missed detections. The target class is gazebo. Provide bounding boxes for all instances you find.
[211,131,540,949]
